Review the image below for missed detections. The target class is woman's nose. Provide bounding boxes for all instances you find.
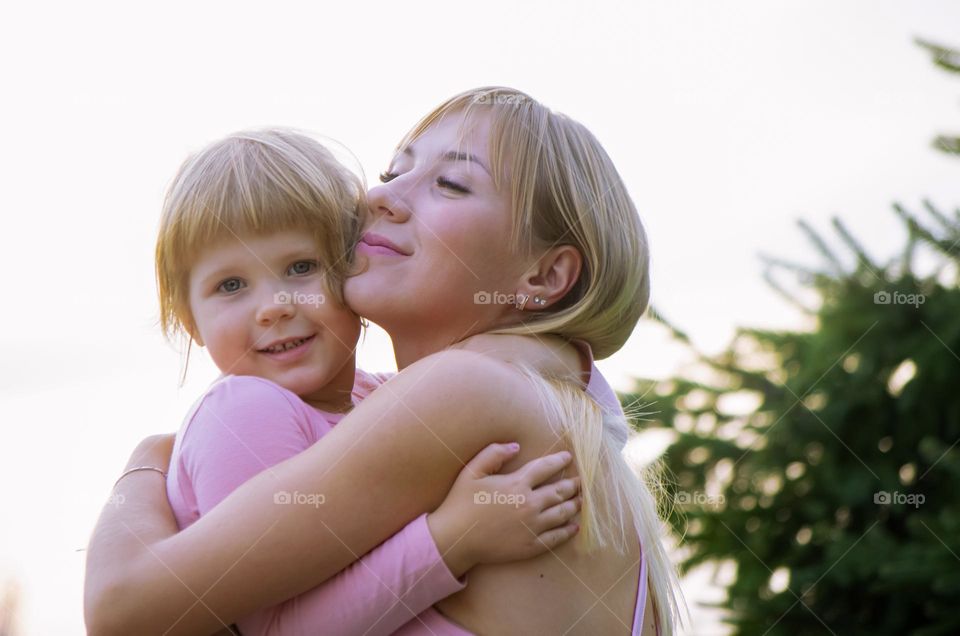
[367,182,412,223]
[256,290,297,324]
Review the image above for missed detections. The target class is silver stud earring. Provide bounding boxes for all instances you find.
[534,296,547,306]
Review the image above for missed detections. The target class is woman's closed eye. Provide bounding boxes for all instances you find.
[436,176,470,194]
[379,170,470,194]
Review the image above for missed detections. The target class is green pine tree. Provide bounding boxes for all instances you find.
[622,41,960,636]
[917,39,960,157]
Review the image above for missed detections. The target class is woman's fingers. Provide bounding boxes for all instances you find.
[518,450,573,487]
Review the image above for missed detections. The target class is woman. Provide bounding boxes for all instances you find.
[85,87,686,635]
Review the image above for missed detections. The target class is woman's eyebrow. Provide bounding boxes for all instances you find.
[441,150,490,175]
[399,145,491,175]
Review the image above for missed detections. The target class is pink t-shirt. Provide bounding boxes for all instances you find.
[166,370,466,636]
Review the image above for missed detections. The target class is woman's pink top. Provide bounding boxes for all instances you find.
[393,340,652,635]
[166,370,468,636]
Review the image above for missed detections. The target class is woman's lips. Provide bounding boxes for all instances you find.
[356,240,407,257]
[358,232,409,257]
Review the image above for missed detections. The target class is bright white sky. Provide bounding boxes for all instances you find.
[1,1,958,633]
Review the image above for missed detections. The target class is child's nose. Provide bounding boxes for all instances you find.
[256,290,297,324]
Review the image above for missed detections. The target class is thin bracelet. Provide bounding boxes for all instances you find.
[114,466,168,488]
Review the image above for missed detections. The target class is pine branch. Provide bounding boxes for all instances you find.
[922,199,958,233]
[798,219,845,274]
[761,265,818,315]
[831,217,880,276]
[916,38,960,74]
[933,135,960,156]
[894,203,960,261]
[647,306,693,345]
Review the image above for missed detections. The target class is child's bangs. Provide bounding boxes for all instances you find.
[170,140,351,256]
[171,181,316,259]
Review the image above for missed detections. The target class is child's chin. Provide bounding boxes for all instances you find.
[269,372,312,393]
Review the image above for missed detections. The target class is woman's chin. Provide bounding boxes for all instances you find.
[345,271,398,321]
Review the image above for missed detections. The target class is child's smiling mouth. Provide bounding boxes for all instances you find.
[257,334,317,357]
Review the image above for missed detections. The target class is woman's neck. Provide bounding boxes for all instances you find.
[389,322,487,370]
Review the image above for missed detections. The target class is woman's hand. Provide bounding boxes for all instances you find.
[426,443,581,578]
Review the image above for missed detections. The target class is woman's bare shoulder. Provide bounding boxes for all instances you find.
[376,348,551,437]
[450,333,583,383]
[392,347,534,400]
[356,340,580,453]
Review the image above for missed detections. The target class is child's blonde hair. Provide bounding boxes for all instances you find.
[155,128,363,343]
[399,88,687,634]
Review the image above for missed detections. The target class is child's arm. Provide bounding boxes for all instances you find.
[242,442,580,636]
[85,350,583,635]
[163,375,461,636]
[95,375,579,636]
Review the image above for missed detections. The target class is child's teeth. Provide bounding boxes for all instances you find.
[268,337,307,353]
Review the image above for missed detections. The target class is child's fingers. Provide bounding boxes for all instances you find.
[517,451,573,487]
[462,442,521,479]
[534,522,580,552]
[533,476,580,510]
[537,496,582,532]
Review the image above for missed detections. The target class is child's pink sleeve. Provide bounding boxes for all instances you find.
[238,513,466,636]
[351,368,397,402]
[176,376,315,514]
[175,375,466,636]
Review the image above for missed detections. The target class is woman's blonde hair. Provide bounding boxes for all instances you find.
[399,87,687,634]
[155,128,363,344]
[396,87,649,360]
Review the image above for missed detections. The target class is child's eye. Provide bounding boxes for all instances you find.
[217,278,245,294]
[379,171,398,183]
[437,176,470,194]
[287,260,318,276]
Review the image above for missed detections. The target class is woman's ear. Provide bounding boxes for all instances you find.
[517,245,583,310]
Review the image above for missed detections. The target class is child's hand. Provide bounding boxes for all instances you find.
[427,443,581,578]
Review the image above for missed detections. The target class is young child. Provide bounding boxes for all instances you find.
[153,129,582,635]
